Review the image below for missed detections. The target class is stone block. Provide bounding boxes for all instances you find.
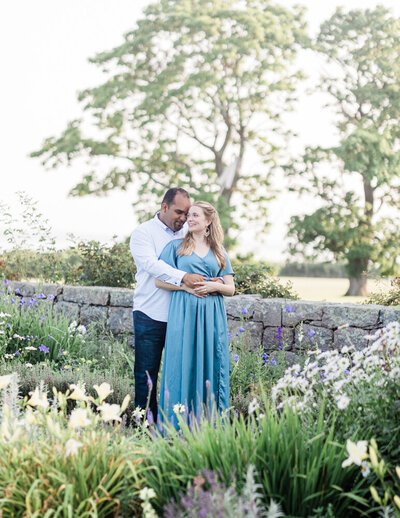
[80,305,108,326]
[109,288,134,308]
[53,301,80,322]
[253,299,282,326]
[109,307,133,334]
[62,286,110,306]
[295,324,333,352]
[228,319,263,349]
[333,327,373,351]
[5,281,36,297]
[322,303,380,329]
[282,301,324,327]
[262,327,294,350]
[34,283,63,298]
[225,295,261,319]
[380,307,400,327]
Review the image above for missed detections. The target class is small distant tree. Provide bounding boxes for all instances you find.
[31,0,308,243]
[285,6,400,295]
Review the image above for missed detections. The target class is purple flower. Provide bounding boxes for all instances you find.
[47,294,55,301]
[241,308,248,315]
[48,334,52,340]
[228,333,231,340]
[15,288,20,295]
[37,293,46,299]
[11,298,15,304]
[286,306,294,313]
[6,323,11,329]
[39,344,50,354]
[58,347,64,356]
[235,332,239,336]
[15,350,20,356]
[4,279,8,285]
[39,316,45,322]
[270,358,277,366]
[263,352,268,360]
[308,329,315,338]
[238,327,245,333]
[232,353,239,362]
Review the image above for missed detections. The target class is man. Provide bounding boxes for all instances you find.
[129,188,205,421]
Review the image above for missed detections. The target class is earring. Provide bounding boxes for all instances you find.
[204,226,210,237]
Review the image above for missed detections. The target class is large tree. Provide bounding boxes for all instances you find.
[31,0,307,242]
[285,6,400,295]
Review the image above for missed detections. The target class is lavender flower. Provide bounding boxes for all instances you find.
[241,308,248,315]
[286,306,294,312]
[232,353,239,362]
[238,327,244,333]
[39,344,50,354]
[308,329,316,338]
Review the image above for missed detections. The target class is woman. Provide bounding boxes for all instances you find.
[155,201,235,427]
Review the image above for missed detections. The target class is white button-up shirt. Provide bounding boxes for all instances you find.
[129,213,187,322]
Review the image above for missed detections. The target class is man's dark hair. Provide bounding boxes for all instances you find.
[161,188,190,207]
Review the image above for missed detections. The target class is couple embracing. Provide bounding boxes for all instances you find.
[130,188,235,427]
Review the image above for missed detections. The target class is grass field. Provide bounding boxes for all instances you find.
[277,276,388,304]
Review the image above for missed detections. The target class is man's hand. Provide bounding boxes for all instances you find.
[182,273,206,289]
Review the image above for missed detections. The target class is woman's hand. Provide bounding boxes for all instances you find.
[182,283,207,298]
[193,281,219,296]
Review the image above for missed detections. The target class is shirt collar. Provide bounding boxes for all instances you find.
[154,212,177,235]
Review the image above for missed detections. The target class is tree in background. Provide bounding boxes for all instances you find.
[285,6,400,295]
[31,0,307,244]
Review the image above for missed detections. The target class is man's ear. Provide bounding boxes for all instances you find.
[161,202,167,213]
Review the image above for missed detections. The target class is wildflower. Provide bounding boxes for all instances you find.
[98,403,122,422]
[139,487,156,501]
[25,363,33,368]
[232,353,239,362]
[27,387,49,408]
[69,383,89,401]
[4,279,8,285]
[235,332,239,336]
[65,438,84,457]
[15,288,20,294]
[173,403,186,415]
[308,329,315,338]
[39,344,50,354]
[69,408,91,429]
[342,439,368,468]
[0,374,13,390]
[337,395,350,410]
[47,294,55,301]
[48,334,52,340]
[286,306,294,312]
[248,398,259,414]
[24,346,37,351]
[228,333,231,340]
[133,406,145,420]
[241,308,248,315]
[238,326,245,333]
[93,382,113,402]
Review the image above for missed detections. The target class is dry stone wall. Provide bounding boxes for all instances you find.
[4,281,400,353]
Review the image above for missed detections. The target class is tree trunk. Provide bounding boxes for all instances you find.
[345,276,368,296]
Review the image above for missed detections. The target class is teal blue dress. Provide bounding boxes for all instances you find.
[158,239,234,427]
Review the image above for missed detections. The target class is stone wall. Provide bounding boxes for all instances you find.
[4,281,400,353]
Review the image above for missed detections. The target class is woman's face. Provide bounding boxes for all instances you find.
[187,205,211,234]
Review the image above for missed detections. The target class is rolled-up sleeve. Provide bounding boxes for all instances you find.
[130,227,185,286]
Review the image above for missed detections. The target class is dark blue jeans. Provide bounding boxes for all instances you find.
[133,310,167,422]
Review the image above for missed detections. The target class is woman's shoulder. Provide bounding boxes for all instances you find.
[162,238,183,252]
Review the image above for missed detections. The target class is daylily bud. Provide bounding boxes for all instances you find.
[393,495,400,510]
[370,486,382,505]
[120,394,131,414]
[396,466,400,480]
[369,445,378,469]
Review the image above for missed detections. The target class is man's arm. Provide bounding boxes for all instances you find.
[130,228,204,287]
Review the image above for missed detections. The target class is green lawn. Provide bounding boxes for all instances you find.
[277,276,388,304]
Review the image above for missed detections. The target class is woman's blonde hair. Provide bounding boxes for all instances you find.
[178,201,226,269]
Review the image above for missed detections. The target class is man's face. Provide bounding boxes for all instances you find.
[159,193,191,232]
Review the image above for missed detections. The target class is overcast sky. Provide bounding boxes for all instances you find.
[1,0,399,261]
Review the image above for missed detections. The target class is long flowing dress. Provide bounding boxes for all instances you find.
[158,239,234,427]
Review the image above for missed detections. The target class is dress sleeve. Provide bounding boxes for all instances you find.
[159,240,181,268]
[218,250,234,277]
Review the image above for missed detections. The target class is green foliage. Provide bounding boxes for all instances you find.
[365,277,400,306]
[279,261,348,278]
[284,6,400,292]
[134,401,368,517]
[64,240,136,287]
[31,0,309,241]
[233,260,298,299]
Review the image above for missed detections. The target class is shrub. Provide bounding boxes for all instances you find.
[232,261,298,299]
[62,240,136,287]
[365,277,400,306]
[279,261,348,278]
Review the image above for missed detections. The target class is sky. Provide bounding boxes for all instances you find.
[1,0,400,262]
